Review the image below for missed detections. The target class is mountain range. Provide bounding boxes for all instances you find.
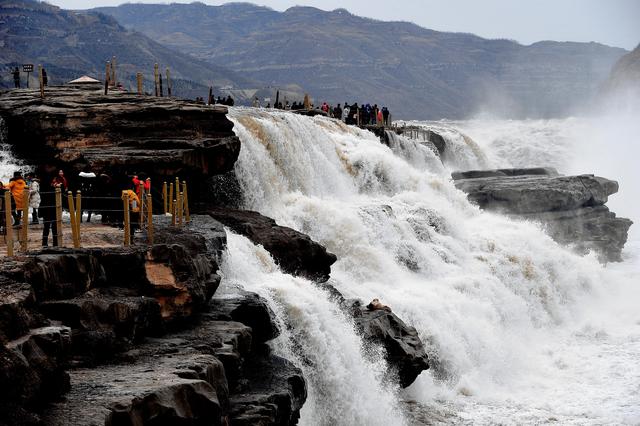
[0,1,632,119]
[0,0,254,99]
[95,2,628,119]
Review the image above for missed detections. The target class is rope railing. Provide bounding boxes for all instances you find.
[0,178,191,257]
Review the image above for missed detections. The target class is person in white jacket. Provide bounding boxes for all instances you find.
[27,174,41,224]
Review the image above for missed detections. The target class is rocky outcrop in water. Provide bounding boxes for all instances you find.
[0,87,240,202]
[0,216,306,426]
[452,168,633,262]
[208,208,338,282]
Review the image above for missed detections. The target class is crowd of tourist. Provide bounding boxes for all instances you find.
[1,169,151,247]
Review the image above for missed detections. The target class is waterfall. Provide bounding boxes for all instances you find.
[219,108,639,425]
[0,116,26,183]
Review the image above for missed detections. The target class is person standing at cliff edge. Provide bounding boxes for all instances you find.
[41,178,59,247]
[51,170,68,191]
[6,171,27,227]
[12,67,20,88]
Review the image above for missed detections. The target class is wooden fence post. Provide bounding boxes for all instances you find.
[20,189,29,252]
[122,191,130,246]
[4,191,14,257]
[67,191,80,248]
[55,187,63,246]
[168,182,174,216]
[166,68,171,97]
[171,198,177,226]
[182,181,190,223]
[38,65,44,99]
[111,56,117,87]
[146,193,154,245]
[176,191,182,226]
[137,73,143,95]
[162,181,168,214]
[104,62,110,95]
[75,191,82,247]
[154,63,159,97]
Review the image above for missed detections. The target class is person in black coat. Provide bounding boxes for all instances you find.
[40,180,58,247]
[12,67,20,88]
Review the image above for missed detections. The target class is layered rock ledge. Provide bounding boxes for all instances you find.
[0,216,306,426]
[0,87,240,198]
[452,168,633,261]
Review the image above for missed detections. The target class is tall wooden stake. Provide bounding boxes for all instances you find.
[162,181,168,214]
[105,61,111,95]
[75,191,82,246]
[182,181,190,223]
[159,74,163,97]
[137,73,143,95]
[166,68,171,97]
[111,56,117,87]
[122,191,130,246]
[4,191,13,256]
[154,63,159,97]
[55,187,63,246]
[20,189,29,252]
[168,182,174,216]
[146,194,154,245]
[38,65,44,99]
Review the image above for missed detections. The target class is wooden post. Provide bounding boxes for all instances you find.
[168,182,174,216]
[154,63,159,97]
[162,181,168,214]
[105,61,110,95]
[159,73,163,97]
[171,199,177,226]
[146,193,154,245]
[122,191,130,246]
[176,191,182,226]
[75,191,82,247]
[4,191,13,257]
[208,87,213,105]
[166,68,171,97]
[67,191,80,249]
[55,187,63,246]
[111,56,117,87]
[38,65,44,99]
[182,181,190,223]
[20,189,29,252]
[136,73,143,95]
[139,184,145,227]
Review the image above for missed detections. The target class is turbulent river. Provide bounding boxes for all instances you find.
[219,108,640,425]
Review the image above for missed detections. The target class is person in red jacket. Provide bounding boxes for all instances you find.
[50,169,68,191]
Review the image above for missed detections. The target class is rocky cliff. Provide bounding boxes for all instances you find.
[452,168,633,262]
[0,86,240,202]
[0,217,306,426]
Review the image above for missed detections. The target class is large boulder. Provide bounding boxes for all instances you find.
[351,301,429,388]
[208,208,337,282]
[211,290,279,345]
[453,168,633,262]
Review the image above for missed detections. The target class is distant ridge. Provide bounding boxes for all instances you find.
[0,0,256,100]
[95,2,627,119]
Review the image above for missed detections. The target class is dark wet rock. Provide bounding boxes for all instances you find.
[40,288,163,361]
[208,208,337,282]
[211,290,279,345]
[317,283,429,388]
[0,87,241,205]
[350,301,429,388]
[453,168,633,261]
[1,326,72,424]
[230,352,306,426]
[0,281,43,342]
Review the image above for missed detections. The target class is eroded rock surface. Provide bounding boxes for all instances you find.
[453,168,633,261]
[208,208,337,282]
[0,87,240,202]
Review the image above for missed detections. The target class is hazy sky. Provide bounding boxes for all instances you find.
[46,0,640,50]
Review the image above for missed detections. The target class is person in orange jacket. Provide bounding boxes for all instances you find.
[6,171,27,226]
[123,187,140,242]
